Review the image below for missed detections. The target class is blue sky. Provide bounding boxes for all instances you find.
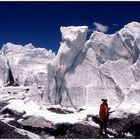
[0,2,140,52]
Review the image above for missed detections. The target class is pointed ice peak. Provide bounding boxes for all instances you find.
[89,30,113,40]
[1,42,24,54]
[85,30,113,48]
[24,43,35,50]
[0,42,55,59]
[3,42,23,48]
[60,26,88,34]
[124,21,140,29]
[60,26,88,44]
[119,21,140,39]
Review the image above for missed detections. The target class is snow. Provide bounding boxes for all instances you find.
[0,114,15,123]
[1,96,114,128]
[124,132,133,137]
[2,98,100,125]
[15,128,41,139]
[85,117,99,128]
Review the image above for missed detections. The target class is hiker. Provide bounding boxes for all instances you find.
[99,99,111,136]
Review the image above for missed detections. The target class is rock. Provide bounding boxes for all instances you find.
[54,123,99,139]
[2,108,26,117]
[1,99,26,117]
[20,116,53,129]
[47,107,74,114]
[108,114,140,138]
[0,121,29,138]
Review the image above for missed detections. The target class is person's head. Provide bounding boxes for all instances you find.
[101,99,107,103]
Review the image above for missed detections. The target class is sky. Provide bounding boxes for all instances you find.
[0,1,140,52]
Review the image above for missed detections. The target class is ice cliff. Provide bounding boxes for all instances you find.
[0,43,55,86]
[0,22,140,114]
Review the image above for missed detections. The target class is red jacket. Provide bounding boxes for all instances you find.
[99,103,108,121]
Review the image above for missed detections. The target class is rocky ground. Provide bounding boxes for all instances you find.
[0,100,140,139]
[0,121,29,138]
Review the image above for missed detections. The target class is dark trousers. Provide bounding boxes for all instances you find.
[99,120,108,135]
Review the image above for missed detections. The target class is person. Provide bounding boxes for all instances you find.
[99,99,111,136]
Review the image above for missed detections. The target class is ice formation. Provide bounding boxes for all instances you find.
[0,22,140,115]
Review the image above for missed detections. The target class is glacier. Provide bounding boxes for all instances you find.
[0,22,140,117]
